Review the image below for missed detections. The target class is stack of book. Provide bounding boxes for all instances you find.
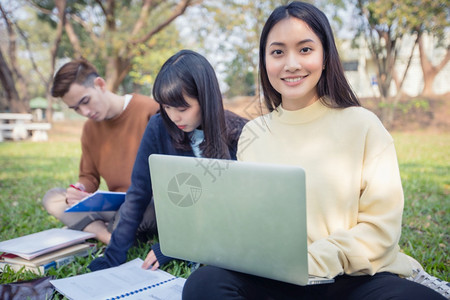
[0,228,96,274]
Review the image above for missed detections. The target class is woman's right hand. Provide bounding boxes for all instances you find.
[65,183,90,206]
[142,249,160,270]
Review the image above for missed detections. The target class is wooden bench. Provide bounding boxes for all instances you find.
[0,113,52,142]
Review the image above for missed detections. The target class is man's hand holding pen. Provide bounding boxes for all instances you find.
[65,183,90,206]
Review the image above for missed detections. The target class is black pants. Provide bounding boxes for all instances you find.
[182,266,445,300]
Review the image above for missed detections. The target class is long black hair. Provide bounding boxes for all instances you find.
[152,50,231,159]
[259,1,360,111]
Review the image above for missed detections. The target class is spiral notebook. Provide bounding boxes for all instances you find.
[50,258,185,300]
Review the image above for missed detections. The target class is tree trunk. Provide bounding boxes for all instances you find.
[0,48,26,112]
[46,0,67,122]
[64,18,82,58]
[418,34,450,97]
[105,57,132,93]
[0,3,29,112]
[386,34,420,126]
[105,0,193,91]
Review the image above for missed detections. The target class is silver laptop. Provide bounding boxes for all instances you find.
[149,154,334,286]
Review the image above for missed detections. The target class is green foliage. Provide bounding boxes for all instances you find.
[363,0,448,39]
[0,5,54,99]
[195,1,283,94]
[81,1,186,78]
[0,132,448,290]
[354,0,449,78]
[378,98,430,114]
[224,56,255,98]
[16,0,192,94]
[126,25,183,95]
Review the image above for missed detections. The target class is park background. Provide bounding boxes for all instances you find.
[0,0,448,292]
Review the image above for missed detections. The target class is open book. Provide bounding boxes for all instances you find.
[50,258,186,300]
[65,190,126,212]
[0,228,95,260]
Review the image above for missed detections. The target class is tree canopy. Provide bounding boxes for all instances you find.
[353,0,449,124]
[0,0,448,121]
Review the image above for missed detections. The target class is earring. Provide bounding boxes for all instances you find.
[322,65,325,70]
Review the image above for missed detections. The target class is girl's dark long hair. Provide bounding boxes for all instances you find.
[259,1,360,111]
[153,50,230,159]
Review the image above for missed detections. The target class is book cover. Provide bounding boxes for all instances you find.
[0,228,95,260]
[50,258,186,300]
[65,190,126,212]
[0,243,96,274]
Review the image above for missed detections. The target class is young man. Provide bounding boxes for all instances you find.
[42,59,159,244]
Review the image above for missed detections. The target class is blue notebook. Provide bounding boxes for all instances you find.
[65,190,126,212]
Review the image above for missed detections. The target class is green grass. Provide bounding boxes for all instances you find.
[0,132,448,293]
[392,132,449,279]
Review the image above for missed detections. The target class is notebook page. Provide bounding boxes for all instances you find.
[51,258,184,300]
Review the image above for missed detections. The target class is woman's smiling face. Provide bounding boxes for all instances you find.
[265,17,324,110]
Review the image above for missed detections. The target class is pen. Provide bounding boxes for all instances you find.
[69,184,84,192]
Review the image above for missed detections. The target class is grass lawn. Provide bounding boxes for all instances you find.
[0,123,448,295]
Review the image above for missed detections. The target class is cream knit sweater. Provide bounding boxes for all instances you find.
[237,99,412,279]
